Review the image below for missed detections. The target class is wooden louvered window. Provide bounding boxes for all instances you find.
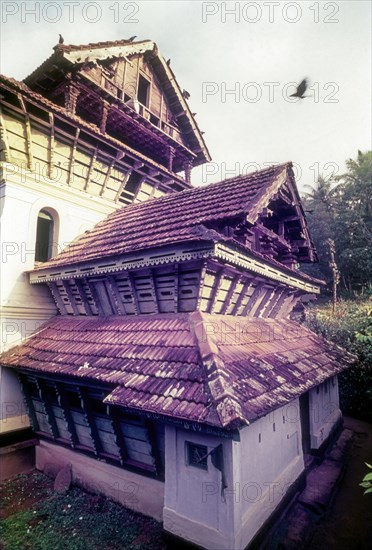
[19,376,165,478]
[186,442,208,470]
[18,375,53,437]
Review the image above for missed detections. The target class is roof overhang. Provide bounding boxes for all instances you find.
[29,240,322,293]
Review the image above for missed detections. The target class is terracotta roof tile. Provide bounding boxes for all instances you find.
[0,312,355,429]
[33,162,286,269]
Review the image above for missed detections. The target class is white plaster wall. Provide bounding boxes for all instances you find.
[0,366,30,433]
[163,403,305,550]
[0,163,118,431]
[234,400,305,549]
[36,440,164,520]
[1,164,118,330]
[163,426,237,550]
[308,376,341,448]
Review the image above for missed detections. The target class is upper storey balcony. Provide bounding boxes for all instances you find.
[23,39,211,179]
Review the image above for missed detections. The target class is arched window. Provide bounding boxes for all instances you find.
[35,209,54,262]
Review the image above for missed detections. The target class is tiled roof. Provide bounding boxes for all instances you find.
[57,39,151,53]
[33,162,298,269]
[0,312,354,429]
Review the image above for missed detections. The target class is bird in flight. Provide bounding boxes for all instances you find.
[59,34,64,44]
[290,78,309,99]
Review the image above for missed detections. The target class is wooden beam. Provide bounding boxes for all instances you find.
[0,103,11,162]
[115,169,132,202]
[148,269,159,314]
[75,278,94,316]
[145,420,164,479]
[48,282,68,315]
[85,279,106,316]
[276,290,300,318]
[174,264,179,312]
[36,379,60,439]
[241,283,266,316]
[78,387,101,457]
[121,57,128,97]
[100,100,110,133]
[127,272,140,314]
[183,159,192,184]
[67,127,80,186]
[17,373,39,433]
[61,280,79,315]
[84,146,98,192]
[254,224,291,250]
[254,287,276,318]
[55,382,79,448]
[100,151,125,197]
[168,146,175,172]
[106,275,125,315]
[64,82,80,114]
[18,95,33,170]
[132,175,147,202]
[231,278,254,315]
[209,269,224,313]
[109,407,129,465]
[220,275,240,314]
[196,261,208,310]
[268,288,290,318]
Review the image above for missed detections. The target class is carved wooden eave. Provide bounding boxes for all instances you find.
[23,39,211,169]
[66,73,197,173]
[0,76,191,199]
[27,228,321,320]
[243,164,317,263]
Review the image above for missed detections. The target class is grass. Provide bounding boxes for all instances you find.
[0,472,165,550]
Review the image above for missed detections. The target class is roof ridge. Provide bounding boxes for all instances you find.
[57,39,152,52]
[189,311,248,428]
[101,161,291,218]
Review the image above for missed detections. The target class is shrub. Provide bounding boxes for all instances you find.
[305,299,372,422]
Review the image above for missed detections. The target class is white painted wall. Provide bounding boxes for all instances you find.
[308,376,341,449]
[163,426,237,550]
[36,440,164,520]
[163,401,305,550]
[0,163,118,431]
[233,400,305,549]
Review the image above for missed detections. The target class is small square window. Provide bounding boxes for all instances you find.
[186,442,208,470]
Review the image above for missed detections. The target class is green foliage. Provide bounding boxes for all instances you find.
[302,150,372,293]
[305,300,372,422]
[0,472,165,550]
[359,463,372,495]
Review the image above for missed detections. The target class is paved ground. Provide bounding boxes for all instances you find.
[264,416,372,550]
[307,417,372,550]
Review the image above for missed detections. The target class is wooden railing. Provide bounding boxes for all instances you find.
[102,77,184,146]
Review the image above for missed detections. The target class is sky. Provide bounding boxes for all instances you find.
[1,0,371,192]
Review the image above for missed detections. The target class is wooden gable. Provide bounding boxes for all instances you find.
[81,54,185,146]
[247,174,317,265]
[23,39,210,170]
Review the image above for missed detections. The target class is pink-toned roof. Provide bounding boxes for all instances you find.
[33,162,315,271]
[0,312,354,429]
